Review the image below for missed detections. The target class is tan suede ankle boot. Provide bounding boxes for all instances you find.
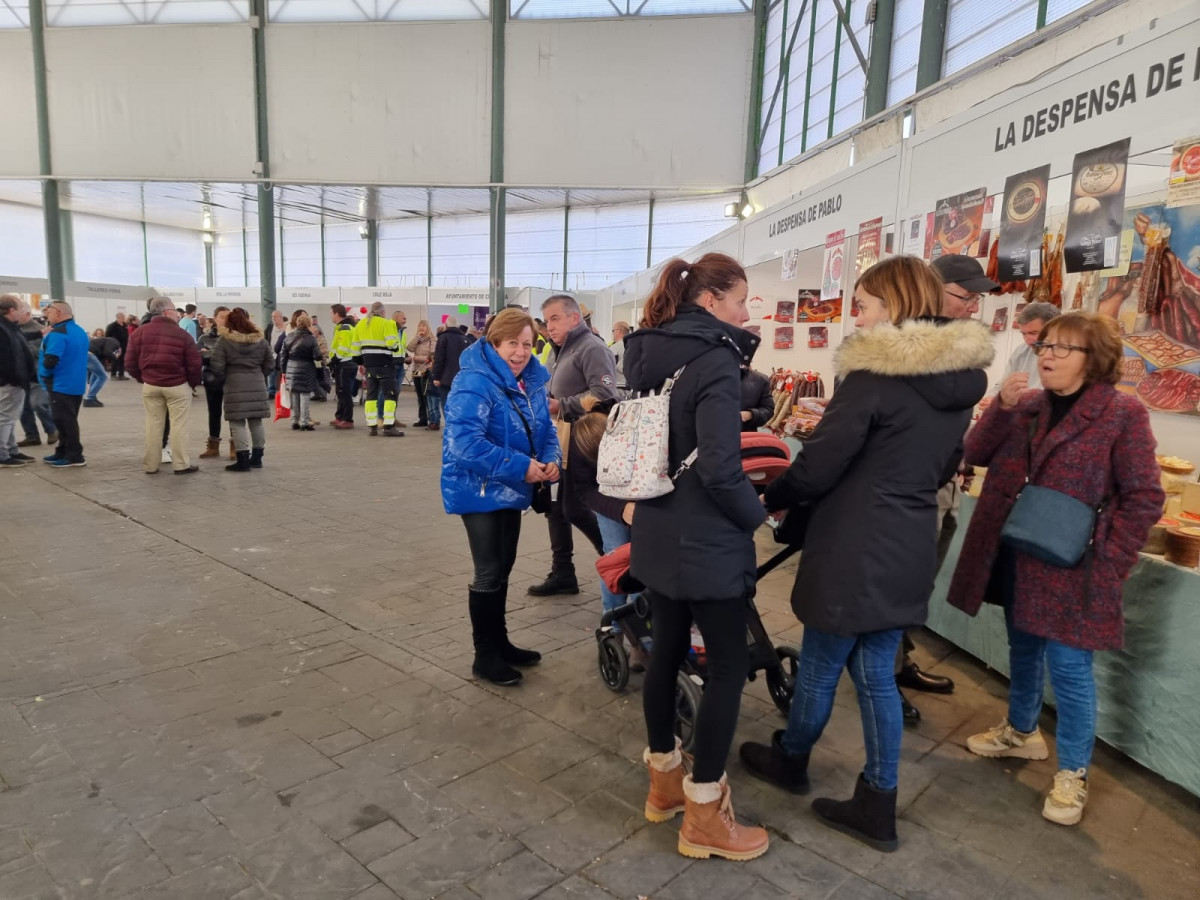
[199,438,220,459]
[678,774,769,861]
[643,739,686,823]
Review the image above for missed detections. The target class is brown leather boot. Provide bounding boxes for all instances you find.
[643,739,686,823]
[199,438,220,459]
[227,439,236,460]
[677,775,769,861]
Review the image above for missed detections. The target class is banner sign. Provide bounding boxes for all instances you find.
[930,188,987,260]
[855,218,883,278]
[1065,138,1130,273]
[998,165,1051,281]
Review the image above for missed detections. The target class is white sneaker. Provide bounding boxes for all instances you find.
[966,720,1049,760]
[161,447,172,464]
[1043,768,1088,825]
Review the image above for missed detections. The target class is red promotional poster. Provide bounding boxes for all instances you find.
[855,218,883,278]
[808,326,829,348]
[774,326,794,350]
[930,187,988,260]
[821,230,846,301]
[774,299,796,323]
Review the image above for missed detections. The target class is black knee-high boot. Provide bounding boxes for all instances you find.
[469,587,521,686]
[496,583,541,667]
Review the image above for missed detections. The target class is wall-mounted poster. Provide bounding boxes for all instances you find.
[774,299,796,322]
[901,216,926,257]
[474,307,488,330]
[1167,136,1200,209]
[774,326,794,350]
[991,307,1009,332]
[821,231,846,301]
[930,187,987,260]
[855,218,883,278]
[781,248,800,281]
[808,326,829,348]
[797,292,843,323]
[998,165,1050,282]
[1013,302,1027,328]
[1065,137,1130,273]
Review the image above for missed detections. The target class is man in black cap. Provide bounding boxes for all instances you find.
[888,254,1000,718]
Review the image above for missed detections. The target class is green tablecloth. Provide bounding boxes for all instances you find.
[928,495,1200,798]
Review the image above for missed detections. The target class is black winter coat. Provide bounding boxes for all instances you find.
[105,320,129,350]
[740,368,773,431]
[763,318,993,637]
[433,329,472,387]
[623,304,766,603]
[281,328,323,394]
[0,317,37,390]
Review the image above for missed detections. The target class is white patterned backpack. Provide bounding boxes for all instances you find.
[596,367,698,500]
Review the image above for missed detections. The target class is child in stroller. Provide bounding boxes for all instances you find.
[594,432,810,752]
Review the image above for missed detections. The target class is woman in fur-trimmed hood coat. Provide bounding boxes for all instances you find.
[211,325,273,422]
[763,317,994,636]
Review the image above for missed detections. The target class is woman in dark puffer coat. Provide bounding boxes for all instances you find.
[281,314,324,431]
[211,308,273,472]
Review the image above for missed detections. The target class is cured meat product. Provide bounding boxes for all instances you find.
[1123,331,1200,369]
[1136,368,1200,412]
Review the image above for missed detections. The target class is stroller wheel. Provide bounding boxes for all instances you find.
[767,645,801,715]
[597,634,630,692]
[673,671,704,754]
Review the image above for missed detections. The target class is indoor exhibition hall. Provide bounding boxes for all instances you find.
[0,1,1198,898]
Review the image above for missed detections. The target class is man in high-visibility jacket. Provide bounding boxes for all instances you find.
[391,310,410,427]
[351,301,404,437]
[534,318,553,367]
[329,304,357,429]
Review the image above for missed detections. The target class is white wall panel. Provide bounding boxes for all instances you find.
[0,33,38,176]
[214,232,247,288]
[146,223,205,286]
[268,22,491,184]
[73,213,145,285]
[0,202,47,278]
[506,16,752,188]
[45,26,254,179]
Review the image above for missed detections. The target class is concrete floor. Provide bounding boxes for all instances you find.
[0,379,1196,900]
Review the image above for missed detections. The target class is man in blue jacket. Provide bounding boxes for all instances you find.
[39,301,89,467]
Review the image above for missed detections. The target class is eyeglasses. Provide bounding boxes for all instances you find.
[945,288,982,308]
[1033,342,1089,359]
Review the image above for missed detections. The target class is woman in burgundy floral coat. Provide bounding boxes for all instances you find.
[947,311,1163,828]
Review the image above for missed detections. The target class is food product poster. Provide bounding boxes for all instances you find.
[930,187,987,260]
[997,165,1051,282]
[1167,136,1200,209]
[808,326,829,349]
[855,218,883,279]
[774,325,794,350]
[901,216,927,257]
[1013,302,1027,328]
[1099,202,1200,417]
[781,248,800,281]
[991,307,1009,332]
[774,299,796,323]
[797,291,843,323]
[1065,137,1130,273]
[821,230,846,301]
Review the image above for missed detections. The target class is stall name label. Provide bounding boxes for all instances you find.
[768,194,843,237]
[994,48,1200,152]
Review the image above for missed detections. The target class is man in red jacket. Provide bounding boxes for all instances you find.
[125,297,203,475]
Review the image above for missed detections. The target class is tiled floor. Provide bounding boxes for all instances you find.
[0,380,1196,899]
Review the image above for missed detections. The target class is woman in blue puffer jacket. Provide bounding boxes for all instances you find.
[442,307,561,686]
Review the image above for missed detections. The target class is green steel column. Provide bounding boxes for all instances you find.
[645,197,654,271]
[366,220,378,287]
[799,0,817,153]
[29,0,65,299]
[744,0,768,183]
[827,0,848,141]
[278,220,285,286]
[251,0,276,313]
[241,227,249,287]
[864,0,895,117]
[562,202,569,292]
[488,1,506,311]
[916,0,948,92]
[204,241,215,288]
[142,221,151,286]
[776,0,791,167]
[59,211,75,282]
[319,221,326,287]
[1036,0,1049,29]
[426,189,433,287]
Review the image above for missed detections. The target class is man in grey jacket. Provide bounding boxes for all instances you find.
[528,295,620,597]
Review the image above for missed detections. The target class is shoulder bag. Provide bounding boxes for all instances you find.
[507,393,552,515]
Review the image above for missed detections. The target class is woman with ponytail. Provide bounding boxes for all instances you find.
[624,253,769,862]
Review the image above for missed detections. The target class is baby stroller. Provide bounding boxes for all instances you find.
[594,432,810,752]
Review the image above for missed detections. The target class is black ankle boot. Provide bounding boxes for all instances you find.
[226,450,252,472]
[811,774,898,852]
[249,448,264,468]
[739,729,810,795]
[494,584,541,667]
[901,692,921,725]
[526,571,579,597]
[896,661,955,694]
[468,588,522,686]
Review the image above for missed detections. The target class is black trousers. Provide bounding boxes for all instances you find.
[204,383,224,440]
[644,592,748,784]
[50,392,83,462]
[548,487,604,574]
[364,367,397,411]
[412,374,430,424]
[461,509,523,593]
[334,365,356,424]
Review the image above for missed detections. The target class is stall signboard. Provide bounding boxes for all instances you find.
[66,281,158,303]
[0,275,50,294]
[998,165,1051,281]
[1167,135,1200,208]
[278,287,341,306]
[428,288,490,307]
[1065,138,1130,273]
[930,188,987,260]
[855,218,882,277]
[820,230,846,301]
[196,288,262,304]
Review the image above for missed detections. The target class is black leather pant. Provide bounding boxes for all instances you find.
[462,509,523,593]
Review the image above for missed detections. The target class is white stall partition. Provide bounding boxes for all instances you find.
[194,288,263,326]
[64,281,159,334]
[0,275,50,296]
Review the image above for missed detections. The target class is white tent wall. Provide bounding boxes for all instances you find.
[0,202,47,278]
[44,25,255,180]
[0,32,37,177]
[505,14,752,188]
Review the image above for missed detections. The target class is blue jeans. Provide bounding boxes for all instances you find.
[595,514,635,631]
[781,626,905,791]
[426,384,445,426]
[394,366,405,398]
[1005,605,1096,772]
[21,383,55,438]
[85,353,108,401]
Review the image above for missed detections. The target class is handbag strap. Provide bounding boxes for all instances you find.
[506,392,537,457]
[1025,412,1109,516]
